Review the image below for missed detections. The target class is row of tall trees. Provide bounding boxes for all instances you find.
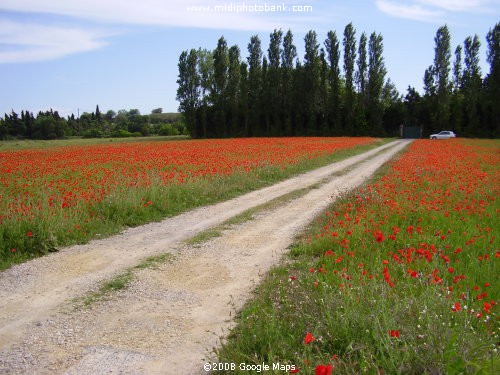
[0,107,185,140]
[405,23,499,137]
[177,24,402,138]
[178,23,500,139]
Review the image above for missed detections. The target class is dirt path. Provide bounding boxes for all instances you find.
[0,140,412,374]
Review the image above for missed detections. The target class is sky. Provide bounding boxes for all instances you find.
[0,0,499,117]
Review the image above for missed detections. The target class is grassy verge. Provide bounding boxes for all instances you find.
[1,138,392,270]
[74,252,174,307]
[215,139,499,374]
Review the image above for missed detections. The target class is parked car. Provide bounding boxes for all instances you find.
[429,131,456,139]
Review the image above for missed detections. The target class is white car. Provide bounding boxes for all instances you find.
[430,131,456,139]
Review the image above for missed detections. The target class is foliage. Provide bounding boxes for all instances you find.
[216,139,499,374]
[176,24,404,138]
[419,23,499,137]
[0,107,184,140]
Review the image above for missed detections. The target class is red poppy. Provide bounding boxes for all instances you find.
[315,364,333,375]
[289,366,300,374]
[452,302,461,312]
[389,330,400,338]
[304,332,315,344]
[483,302,492,314]
[26,231,33,237]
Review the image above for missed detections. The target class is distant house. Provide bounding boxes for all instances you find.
[400,124,422,139]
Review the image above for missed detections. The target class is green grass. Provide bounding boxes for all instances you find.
[214,139,499,374]
[0,138,393,270]
[74,252,174,307]
[75,270,134,307]
[0,135,190,151]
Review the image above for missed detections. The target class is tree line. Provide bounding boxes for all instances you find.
[408,23,499,137]
[177,23,500,138]
[0,107,186,140]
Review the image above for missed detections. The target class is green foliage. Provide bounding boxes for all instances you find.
[158,124,180,136]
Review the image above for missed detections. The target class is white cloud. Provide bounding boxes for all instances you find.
[375,0,443,21]
[0,0,287,30]
[0,19,110,63]
[416,0,492,12]
[0,0,297,63]
[375,0,497,21]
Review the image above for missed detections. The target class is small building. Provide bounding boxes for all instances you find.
[400,124,422,139]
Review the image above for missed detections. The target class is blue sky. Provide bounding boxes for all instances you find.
[1,0,499,117]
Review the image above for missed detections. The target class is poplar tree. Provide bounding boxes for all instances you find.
[247,35,263,136]
[227,45,241,135]
[367,32,386,135]
[281,30,296,135]
[450,45,463,134]
[213,36,229,137]
[304,30,321,134]
[462,35,482,136]
[268,29,283,134]
[356,32,368,134]
[176,49,200,137]
[343,23,357,133]
[197,48,213,137]
[485,22,500,136]
[261,56,270,134]
[239,62,249,136]
[433,25,452,130]
[325,30,341,134]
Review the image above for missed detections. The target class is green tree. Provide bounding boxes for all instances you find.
[95,105,102,124]
[381,79,403,136]
[356,32,368,134]
[343,23,357,134]
[261,56,271,135]
[281,30,297,135]
[197,48,214,138]
[462,35,482,136]
[325,30,342,135]
[450,45,464,134]
[212,37,229,137]
[484,22,500,136]
[404,86,422,128]
[176,49,200,137]
[239,62,249,136]
[105,110,116,122]
[319,49,329,134]
[433,25,452,131]
[247,35,263,136]
[227,45,241,136]
[304,30,321,134]
[367,32,386,136]
[268,29,283,135]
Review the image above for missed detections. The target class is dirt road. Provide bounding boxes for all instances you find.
[0,139,412,374]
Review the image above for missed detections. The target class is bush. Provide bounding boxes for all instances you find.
[82,128,104,138]
[110,129,134,138]
[158,124,180,136]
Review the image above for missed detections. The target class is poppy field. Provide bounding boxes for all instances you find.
[0,136,377,269]
[215,139,499,374]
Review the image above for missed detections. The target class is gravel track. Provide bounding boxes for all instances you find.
[0,139,412,374]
